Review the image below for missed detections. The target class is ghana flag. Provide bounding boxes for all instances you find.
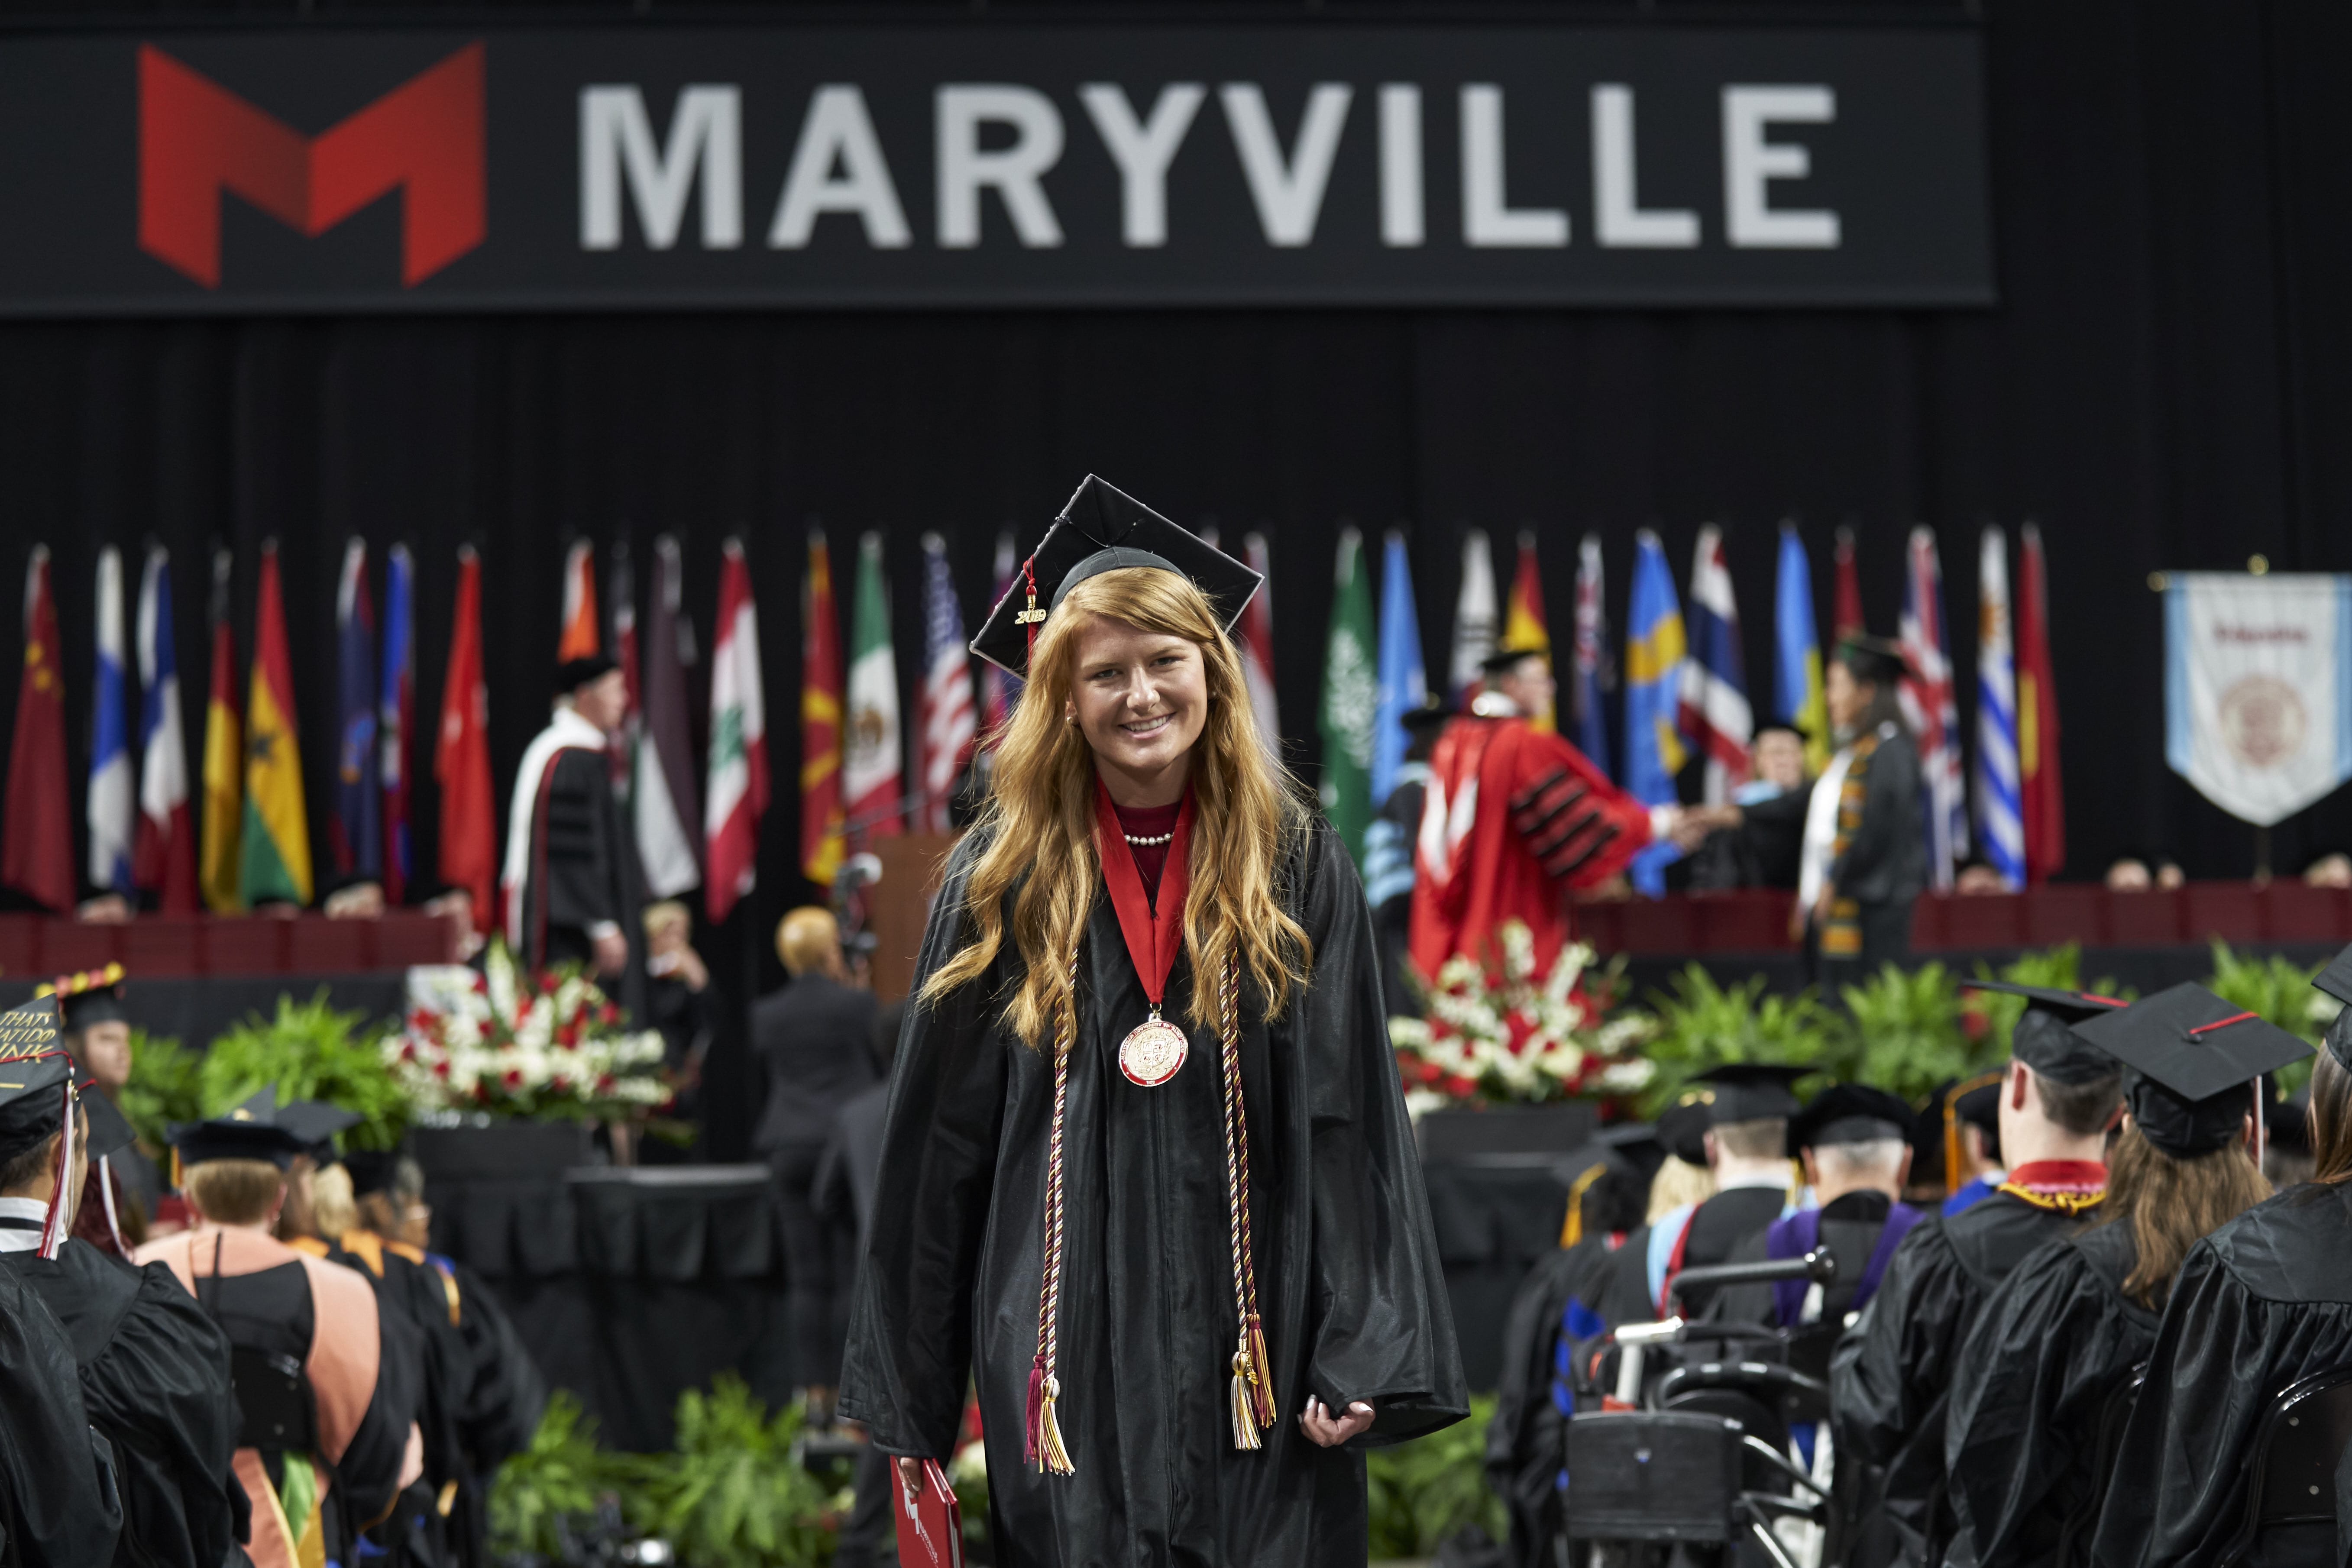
[239,542,312,906]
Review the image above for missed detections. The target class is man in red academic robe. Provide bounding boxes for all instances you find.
[1410,647,1677,983]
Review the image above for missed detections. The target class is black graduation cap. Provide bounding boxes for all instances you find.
[170,1086,311,1170]
[37,963,128,1034]
[1688,1063,1812,1125]
[1787,1083,1913,1156]
[0,1048,77,1167]
[968,475,1264,679]
[2069,983,2315,1159]
[1594,1122,1665,1183]
[2310,943,2352,1070]
[1833,634,1907,687]
[555,653,618,696]
[1478,645,1550,677]
[277,1099,363,1159]
[81,1090,135,1164]
[1401,695,1456,737]
[2267,1086,2312,1158]
[1961,979,2128,1086]
[345,1149,401,1198]
[1655,1096,1714,1166]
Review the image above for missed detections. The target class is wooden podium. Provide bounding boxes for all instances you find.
[867,834,960,1003]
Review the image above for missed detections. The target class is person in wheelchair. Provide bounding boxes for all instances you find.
[136,1092,426,1568]
[2089,955,2352,1567]
[1597,1064,1811,1326]
[1710,1083,1924,1333]
[1944,982,2292,1568]
[1831,984,2122,1568]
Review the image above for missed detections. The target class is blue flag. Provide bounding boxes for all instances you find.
[1371,530,1427,806]
[1775,524,1830,773]
[1624,530,1688,896]
[380,544,415,898]
[333,539,380,879]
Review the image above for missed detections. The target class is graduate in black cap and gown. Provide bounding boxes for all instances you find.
[1798,637,1925,986]
[840,476,1465,1568]
[1945,983,2294,1568]
[47,963,162,1245]
[1596,1064,1808,1325]
[499,654,646,1019]
[2087,950,2352,1568]
[1832,983,2124,1568]
[1710,1084,1925,1329]
[0,1049,246,1568]
[135,1091,424,1568]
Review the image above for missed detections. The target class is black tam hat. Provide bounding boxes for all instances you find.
[169,1086,312,1170]
[1687,1063,1813,1125]
[555,654,619,697]
[1787,1083,1912,1157]
[1961,979,2127,1085]
[968,475,1263,679]
[2069,983,2313,1159]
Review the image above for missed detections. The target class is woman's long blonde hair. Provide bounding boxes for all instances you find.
[919,566,1313,1044]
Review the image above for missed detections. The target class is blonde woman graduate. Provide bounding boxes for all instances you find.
[838,477,1466,1567]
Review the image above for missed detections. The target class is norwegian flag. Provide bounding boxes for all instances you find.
[917,533,977,834]
[1899,526,1968,888]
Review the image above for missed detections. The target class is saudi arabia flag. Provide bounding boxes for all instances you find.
[843,532,903,834]
[1319,528,1375,873]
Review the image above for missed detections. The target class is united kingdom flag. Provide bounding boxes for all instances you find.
[1899,526,1967,888]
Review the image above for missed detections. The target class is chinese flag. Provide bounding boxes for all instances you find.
[3,547,73,910]
[800,531,845,885]
[435,546,495,927]
[2016,524,2065,882]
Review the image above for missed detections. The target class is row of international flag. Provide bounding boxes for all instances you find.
[0,536,773,931]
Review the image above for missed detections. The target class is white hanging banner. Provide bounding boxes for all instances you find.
[2165,572,2352,825]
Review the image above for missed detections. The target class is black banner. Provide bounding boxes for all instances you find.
[0,21,1993,315]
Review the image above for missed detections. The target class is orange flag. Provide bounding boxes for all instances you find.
[801,531,845,884]
[557,541,599,660]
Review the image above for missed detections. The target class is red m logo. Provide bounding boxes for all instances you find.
[139,42,486,288]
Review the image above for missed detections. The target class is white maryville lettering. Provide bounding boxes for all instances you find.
[1079,83,1206,249]
[1459,84,1567,248]
[1592,84,1698,248]
[579,85,743,251]
[1721,85,1840,249]
[936,84,1067,248]
[770,85,910,249]
[1378,84,1424,248]
[1219,83,1352,248]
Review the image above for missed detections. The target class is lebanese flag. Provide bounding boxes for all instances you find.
[557,540,599,660]
[1240,533,1281,753]
[636,536,702,899]
[133,545,197,912]
[3,547,73,910]
[705,540,768,922]
[435,546,495,929]
[2017,524,2066,881]
[1833,526,1865,637]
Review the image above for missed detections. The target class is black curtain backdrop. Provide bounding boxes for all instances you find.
[4,0,2350,1158]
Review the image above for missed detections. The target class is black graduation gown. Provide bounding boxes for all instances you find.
[0,1241,243,1568]
[1597,1185,1787,1325]
[1831,1192,2095,1568]
[521,748,647,1022]
[839,821,1466,1568]
[2089,1183,2352,1568]
[1485,1234,1627,1568]
[0,1258,123,1568]
[1941,1222,2156,1568]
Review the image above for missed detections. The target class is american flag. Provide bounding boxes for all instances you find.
[919,532,977,834]
[1899,526,1968,888]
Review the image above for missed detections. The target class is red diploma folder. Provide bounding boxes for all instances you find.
[892,1457,964,1568]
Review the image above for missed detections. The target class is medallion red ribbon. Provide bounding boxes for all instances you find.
[1092,779,1196,1013]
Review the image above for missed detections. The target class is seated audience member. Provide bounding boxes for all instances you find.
[1713,1084,1923,1328]
[323,876,387,919]
[2155,859,2185,890]
[421,885,488,962]
[1597,1065,1808,1324]
[754,906,879,1425]
[2108,853,2185,892]
[2303,850,2352,889]
[1644,1095,1719,1221]
[2090,946,2352,1564]
[1832,984,2123,1568]
[1680,722,1812,890]
[643,900,715,1152]
[0,1046,242,1568]
[1940,1075,2007,1216]
[1946,983,2292,1568]
[135,1091,425,1568]
[75,892,132,924]
[1953,858,2008,895]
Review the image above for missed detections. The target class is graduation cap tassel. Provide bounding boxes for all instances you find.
[97,1155,123,1255]
[1028,958,1081,1477]
[37,1082,74,1260]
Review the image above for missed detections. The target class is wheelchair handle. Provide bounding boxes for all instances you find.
[1665,1246,1837,1314]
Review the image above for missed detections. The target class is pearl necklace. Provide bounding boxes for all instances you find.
[1123,831,1174,847]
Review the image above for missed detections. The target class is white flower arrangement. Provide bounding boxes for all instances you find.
[391,939,669,1122]
[1391,920,1656,1108]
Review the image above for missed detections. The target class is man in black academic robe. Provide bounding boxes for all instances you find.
[501,656,647,1021]
[1685,722,1813,891]
[1799,638,1926,988]
[1362,697,1449,1017]
[841,818,1466,1567]
[0,1085,244,1568]
[1596,1066,1810,1326]
[1832,986,2123,1568]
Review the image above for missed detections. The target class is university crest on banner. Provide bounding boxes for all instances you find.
[2164,572,2352,825]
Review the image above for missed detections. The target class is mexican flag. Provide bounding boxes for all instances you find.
[705,539,767,923]
[843,532,902,838]
[239,542,311,906]
[1319,527,1375,873]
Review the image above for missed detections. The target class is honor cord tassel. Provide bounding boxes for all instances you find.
[1218,954,1277,1444]
[1029,956,1081,1476]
